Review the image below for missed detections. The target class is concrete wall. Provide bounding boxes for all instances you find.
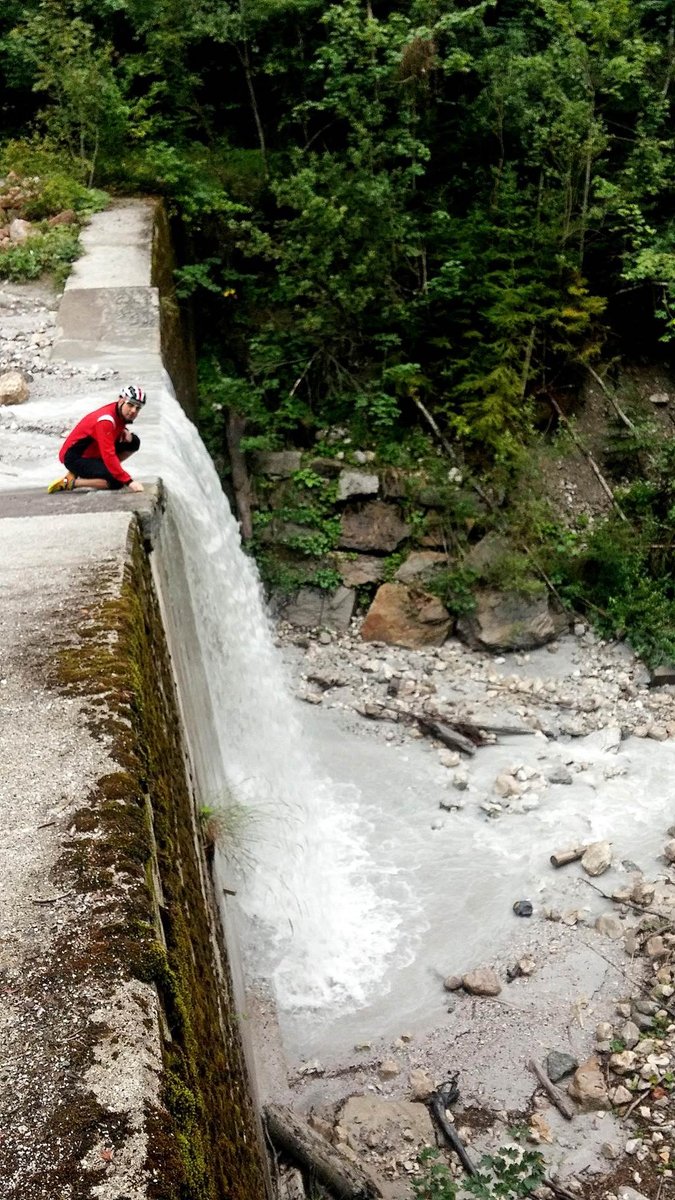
[0,201,268,1199]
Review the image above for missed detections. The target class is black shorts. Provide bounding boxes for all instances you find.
[64,434,140,491]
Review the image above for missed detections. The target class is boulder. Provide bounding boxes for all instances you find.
[462,967,501,996]
[409,1068,434,1101]
[545,1050,578,1082]
[337,555,385,587]
[278,586,355,630]
[581,840,612,877]
[336,470,379,501]
[361,583,452,649]
[253,450,302,478]
[394,551,448,585]
[378,1059,400,1080]
[595,914,623,939]
[465,532,511,574]
[257,520,314,546]
[0,371,29,406]
[47,209,77,226]
[340,501,410,553]
[9,218,36,243]
[457,588,565,651]
[308,456,343,479]
[419,513,448,548]
[567,1056,611,1111]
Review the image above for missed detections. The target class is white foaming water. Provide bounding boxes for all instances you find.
[148,389,403,1012]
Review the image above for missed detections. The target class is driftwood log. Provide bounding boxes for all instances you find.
[527,1059,575,1120]
[415,716,480,757]
[550,845,588,869]
[264,1104,382,1200]
[428,1079,477,1175]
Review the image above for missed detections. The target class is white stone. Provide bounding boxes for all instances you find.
[0,370,29,406]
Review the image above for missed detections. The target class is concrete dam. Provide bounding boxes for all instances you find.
[0,200,279,1199]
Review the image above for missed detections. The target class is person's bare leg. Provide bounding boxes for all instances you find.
[72,478,111,490]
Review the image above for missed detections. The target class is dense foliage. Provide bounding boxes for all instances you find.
[2,0,675,659]
[1,0,674,458]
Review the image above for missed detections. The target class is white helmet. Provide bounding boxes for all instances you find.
[119,384,146,406]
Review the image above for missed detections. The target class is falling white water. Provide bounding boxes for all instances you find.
[148,387,404,1012]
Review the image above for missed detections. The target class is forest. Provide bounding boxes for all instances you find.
[1,0,675,659]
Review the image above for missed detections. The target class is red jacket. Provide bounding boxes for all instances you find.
[59,401,132,485]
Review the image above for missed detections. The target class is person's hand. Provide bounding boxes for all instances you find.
[128,480,144,493]
[121,428,133,443]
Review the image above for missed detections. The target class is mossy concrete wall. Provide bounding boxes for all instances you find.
[0,201,270,1197]
[0,506,267,1199]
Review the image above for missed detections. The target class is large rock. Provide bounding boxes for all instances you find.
[279,586,355,630]
[253,450,302,478]
[462,967,502,996]
[465,532,511,574]
[650,664,675,687]
[337,555,385,587]
[340,501,410,553]
[336,470,379,501]
[361,583,452,649]
[0,371,29,406]
[9,218,36,243]
[567,1056,610,1111]
[456,588,564,651]
[394,551,448,585]
[48,209,77,226]
[581,840,612,877]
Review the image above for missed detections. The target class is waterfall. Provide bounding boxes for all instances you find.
[150,386,401,1012]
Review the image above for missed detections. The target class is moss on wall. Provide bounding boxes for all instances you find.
[151,200,198,418]
[48,520,268,1200]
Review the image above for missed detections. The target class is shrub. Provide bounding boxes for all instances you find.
[0,225,80,286]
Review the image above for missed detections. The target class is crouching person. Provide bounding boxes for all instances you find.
[48,385,146,494]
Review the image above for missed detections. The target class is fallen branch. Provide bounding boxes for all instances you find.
[30,892,71,905]
[549,397,627,522]
[527,1059,575,1121]
[415,716,478,756]
[580,876,666,919]
[544,1180,584,1200]
[585,365,635,432]
[265,1104,382,1200]
[428,1079,477,1175]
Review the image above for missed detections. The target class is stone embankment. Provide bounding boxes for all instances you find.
[253,449,565,653]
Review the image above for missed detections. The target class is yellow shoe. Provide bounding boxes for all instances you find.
[47,472,75,494]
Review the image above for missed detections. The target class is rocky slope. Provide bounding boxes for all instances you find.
[270,618,675,1200]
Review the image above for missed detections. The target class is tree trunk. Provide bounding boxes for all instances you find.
[238,40,267,174]
[225,411,254,541]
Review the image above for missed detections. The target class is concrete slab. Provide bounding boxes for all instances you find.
[64,201,154,291]
[0,482,158,520]
[53,286,161,362]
